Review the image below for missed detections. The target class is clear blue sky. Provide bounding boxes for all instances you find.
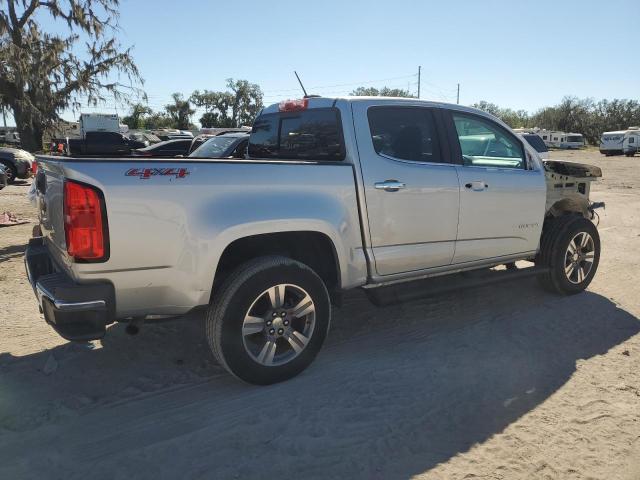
[8,0,640,125]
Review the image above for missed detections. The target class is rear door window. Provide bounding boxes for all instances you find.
[248,108,345,161]
[367,106,442,163]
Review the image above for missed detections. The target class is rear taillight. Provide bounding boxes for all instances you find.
[63,180,108,262]
[31,161,37,175]
[279,98,308,112]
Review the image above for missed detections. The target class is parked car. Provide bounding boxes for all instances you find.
[132,138,193,157]
[189,133,249,158]
[0,146,34,183]
[0,164,7,189]
[52,131,147,156]
[520,133,550,159]
[0,128,21,146]
[150,129,194,141]
[189,130,250,154]
[128,132,162,145]
[29,96,604,385]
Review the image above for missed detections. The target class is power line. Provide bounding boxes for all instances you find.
[260,73,418,94]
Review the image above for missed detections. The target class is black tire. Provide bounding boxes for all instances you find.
[536,215,600,295]
[206,256,331,385]
[0,161,17,184]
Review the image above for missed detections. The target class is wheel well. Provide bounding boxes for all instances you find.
[213,231,340,300]
[547,197,589,218]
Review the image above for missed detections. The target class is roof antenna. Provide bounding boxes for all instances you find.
[294,71,308,97]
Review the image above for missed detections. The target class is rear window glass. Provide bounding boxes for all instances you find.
[522,134,548,152]
[189,136,238,157]
[248,108,345,161]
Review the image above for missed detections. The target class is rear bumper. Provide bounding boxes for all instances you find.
[25,237,115,341]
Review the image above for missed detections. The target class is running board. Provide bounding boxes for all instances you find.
[364,265,549,306]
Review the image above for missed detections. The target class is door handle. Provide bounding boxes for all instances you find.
[464,181,488,191]
[375,180,406,192]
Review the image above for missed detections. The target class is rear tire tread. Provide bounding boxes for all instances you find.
[206,255,329,384]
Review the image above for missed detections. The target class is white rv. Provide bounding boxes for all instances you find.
[560,133,585,149]
[600,130,628,156]
[623,127,640,157]
[529,129,554,147]
[79,113,120,137]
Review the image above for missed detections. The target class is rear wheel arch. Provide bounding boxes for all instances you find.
[212,231,342,303]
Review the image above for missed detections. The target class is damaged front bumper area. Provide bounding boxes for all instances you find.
[25,237,115,341]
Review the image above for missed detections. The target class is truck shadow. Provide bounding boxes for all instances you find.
[1,281,639,479]
[0,242,27,263]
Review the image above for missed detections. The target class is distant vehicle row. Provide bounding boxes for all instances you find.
[513,128,585,149]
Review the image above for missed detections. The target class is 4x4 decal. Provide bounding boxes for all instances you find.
[125,167,190,179]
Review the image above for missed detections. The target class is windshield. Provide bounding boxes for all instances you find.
[189,136,238,157]
[566,135,583,143]
[522,134,548,153]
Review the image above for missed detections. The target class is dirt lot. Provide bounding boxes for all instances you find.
[1,150,639,479]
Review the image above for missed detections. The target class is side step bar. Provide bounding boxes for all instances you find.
[364,265,549,306]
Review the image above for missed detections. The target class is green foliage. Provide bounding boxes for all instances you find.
[350,86,415,98]
[472,97,640,145]
[165,93,194,130]
[142,111,174,130]
[0,0,144,151]
[191,78,263,128]
[121,103,151,129]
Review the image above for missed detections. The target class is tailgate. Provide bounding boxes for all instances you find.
[33,156,72,270]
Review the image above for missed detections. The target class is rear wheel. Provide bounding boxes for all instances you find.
[536,215,600,295]
[206,256,331,385]
[0,161,17,184]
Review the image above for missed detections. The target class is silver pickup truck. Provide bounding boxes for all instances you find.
[27,97,603,384]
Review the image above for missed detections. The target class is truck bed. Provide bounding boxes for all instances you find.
[34,155,368,317]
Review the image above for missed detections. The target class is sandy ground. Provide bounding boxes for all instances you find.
[0,149,639,479]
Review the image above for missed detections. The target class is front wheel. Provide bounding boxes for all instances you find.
[206,256,331,385]
[536,216,600,295]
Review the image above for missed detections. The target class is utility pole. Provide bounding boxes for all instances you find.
[417,66,421,99]
[456,83,460,104]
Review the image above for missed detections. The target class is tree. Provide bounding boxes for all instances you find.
[350,86,414,98]
[191,90,234,128]
[472,97,640,145]
[191,78,263,128]
[143,111,174,130]
[165,93,194,130]
[0,0,144,151]
[227,79,263,127]
[472,101,531,128]
[121,103,151,129]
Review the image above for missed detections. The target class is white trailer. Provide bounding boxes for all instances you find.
[600,130,628,156]
[79,113,120,137]
[623,127,640,156]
